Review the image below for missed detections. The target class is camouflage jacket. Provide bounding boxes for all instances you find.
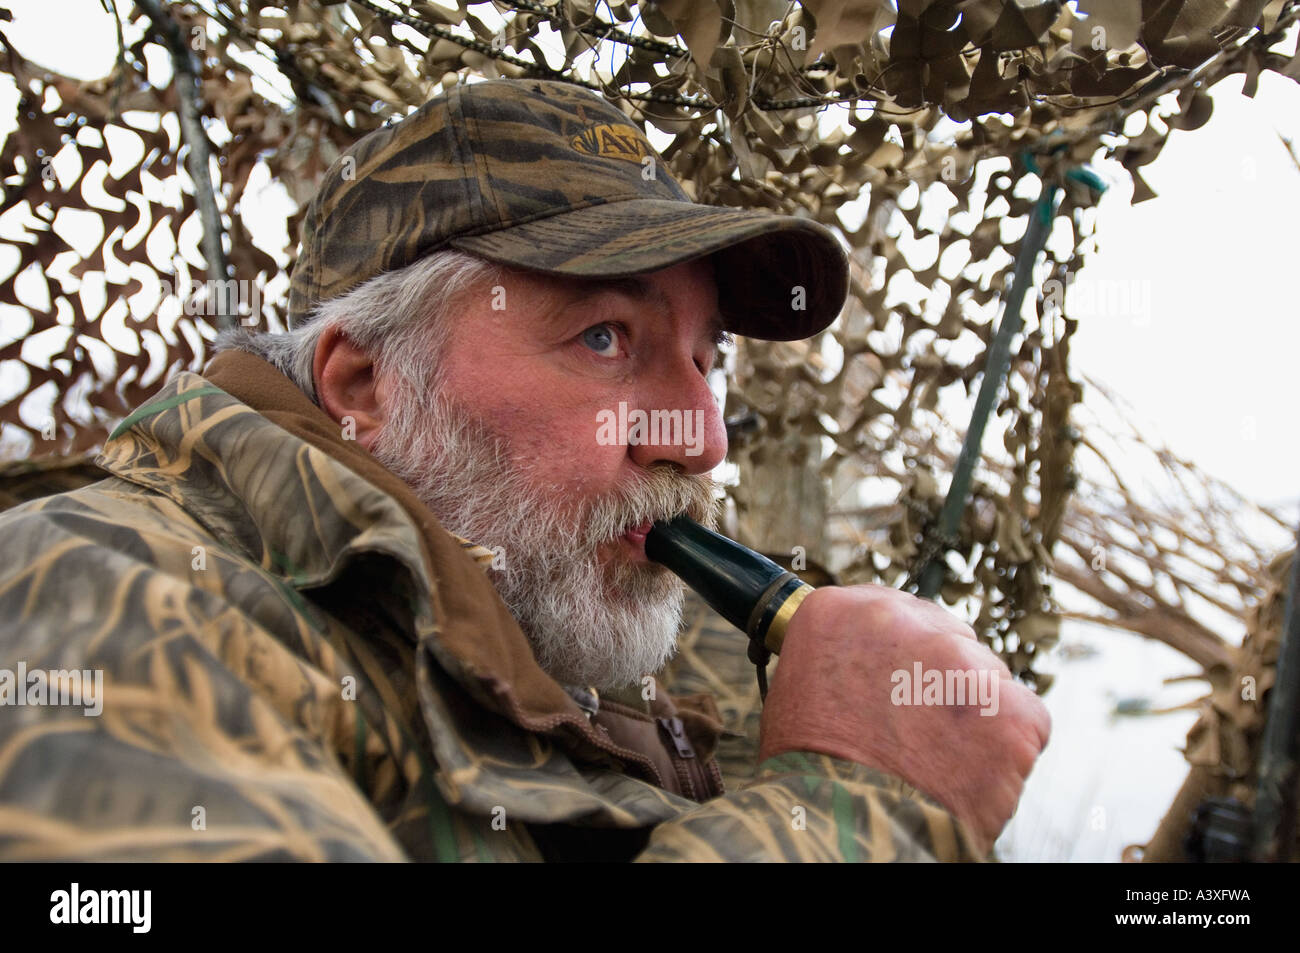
[0,351,980,861]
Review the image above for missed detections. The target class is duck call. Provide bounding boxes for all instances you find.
[644,515,814,654]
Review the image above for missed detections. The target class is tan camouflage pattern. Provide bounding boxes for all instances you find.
[0,455,107,512]
[287,79,848,343]
[0,364,979,861]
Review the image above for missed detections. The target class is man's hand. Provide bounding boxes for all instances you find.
[758,584,1050,854]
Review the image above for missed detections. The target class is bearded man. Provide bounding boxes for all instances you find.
[0,79,1048,862]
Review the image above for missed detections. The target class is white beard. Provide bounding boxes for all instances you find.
[370,376,718,691]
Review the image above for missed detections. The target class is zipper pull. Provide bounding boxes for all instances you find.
[658,716,695,759]
[564,684,600,719]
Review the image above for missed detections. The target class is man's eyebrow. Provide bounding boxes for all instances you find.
[564,276,727,343]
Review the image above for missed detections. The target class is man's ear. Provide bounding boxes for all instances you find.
[313,325,387,450]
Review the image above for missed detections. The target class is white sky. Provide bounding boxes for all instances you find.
[1069,69,1300,512]
[2,0,1298,521]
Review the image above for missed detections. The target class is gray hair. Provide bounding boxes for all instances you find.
[215,249,502,403]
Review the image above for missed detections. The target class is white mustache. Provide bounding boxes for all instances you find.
[581,467,719,549]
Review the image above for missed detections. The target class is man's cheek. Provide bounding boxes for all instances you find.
[475,399,574,453]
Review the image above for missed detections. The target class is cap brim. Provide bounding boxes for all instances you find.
[448,199,848,341]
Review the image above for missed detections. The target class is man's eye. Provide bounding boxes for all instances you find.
[581,323,621,358]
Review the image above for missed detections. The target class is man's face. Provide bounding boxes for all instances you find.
[370,258,728,690]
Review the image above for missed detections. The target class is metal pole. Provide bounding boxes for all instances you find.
[915,180,1061,599]
[138,0,234,330]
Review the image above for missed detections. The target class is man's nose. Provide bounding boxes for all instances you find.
[626,365,728,475]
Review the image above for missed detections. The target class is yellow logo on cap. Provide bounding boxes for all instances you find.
[570,123,652,163]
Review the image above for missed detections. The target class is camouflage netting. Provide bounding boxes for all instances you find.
[1,0,1298,705]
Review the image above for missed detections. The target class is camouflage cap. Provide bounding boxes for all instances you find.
[287,79,848,341]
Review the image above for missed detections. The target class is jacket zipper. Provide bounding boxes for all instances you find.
[657,716,702,801]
